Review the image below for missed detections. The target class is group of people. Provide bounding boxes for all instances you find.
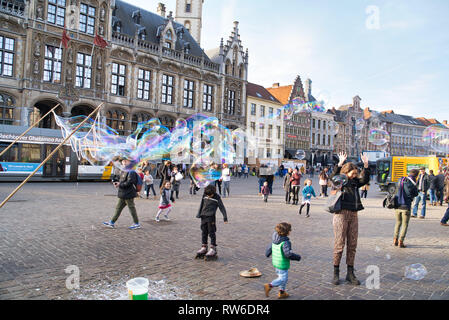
[393,167,449,249]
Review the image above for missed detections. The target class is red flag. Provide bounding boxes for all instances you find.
[61,26,71,49]
[94,33,108,49]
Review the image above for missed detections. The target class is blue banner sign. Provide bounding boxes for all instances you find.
[0,162,43,175]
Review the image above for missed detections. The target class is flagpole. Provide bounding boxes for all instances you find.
[0,102,104,209]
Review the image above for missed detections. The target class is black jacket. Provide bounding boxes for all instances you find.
[417,174,430,193]
[398,176,419,210]
[265,233,301,261]
[196,194,228,222]
[331,166,370,212]
[118,171,138,200]
[429,174,437,190]
[436,174,445,190]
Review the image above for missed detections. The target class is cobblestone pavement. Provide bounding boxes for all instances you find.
[0,176,448,300]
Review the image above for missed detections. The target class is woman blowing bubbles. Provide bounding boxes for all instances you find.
[330,152,370,286]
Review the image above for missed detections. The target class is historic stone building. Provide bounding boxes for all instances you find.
[267,76,311,160]
[0,0,248,177]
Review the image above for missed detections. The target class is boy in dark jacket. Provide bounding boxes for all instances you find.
[103,158,141,230]
[394,169,419,248]
[264,222,301,299]
[195,185,228,260]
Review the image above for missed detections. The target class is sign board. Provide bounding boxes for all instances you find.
[0,162,43,175]
[0,133,68,145]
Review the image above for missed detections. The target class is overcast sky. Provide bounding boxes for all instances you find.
[122,0,449,121]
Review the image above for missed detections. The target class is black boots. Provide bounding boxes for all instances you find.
[332,266,340,285]
[346,266,361,285]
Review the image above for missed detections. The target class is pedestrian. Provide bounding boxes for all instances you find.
[330,152,370,286]
[189,171,199,196]
[136,167,145,198]
[264,222,301,299]
[283,168,293,204]
[412,167,429,219]
[319,168,329,197]
[393,169,419,248]
[290,169,302,205]
[103,157,141,230]
[299,179,316,218]
[360,183,370,199]
[158,160,172,188]
[266,173,274,195]
[441,175,449,227]
[237,165,242,178]
[144,170,156,199]
[244,165,249,179]
[279,164,285,178]
[436,170,445,206]
[195,185,228,261]
[310,166,315,178]
[155,181,175,222]
[222,164,231,198]
[257,166,267,195]
[213,164,222,195]
[170,166,182,199]
[428,170,437,206]
[262,181,270,202]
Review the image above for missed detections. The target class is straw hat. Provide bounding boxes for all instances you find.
[239,267,262,278]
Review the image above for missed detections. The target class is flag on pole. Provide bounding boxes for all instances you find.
[94,33,108,49]
[61,26,71,49]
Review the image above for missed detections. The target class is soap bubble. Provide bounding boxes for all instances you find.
[328,121,339,135]
[386,254,391,260]
[295,150,306,160]
[190,161,222,189]
[369,128,390,146]
[375,246,381,253]
[330,175,348,189]
[422,125,449,154]
[405,264,428,281]
[355,119,365,131]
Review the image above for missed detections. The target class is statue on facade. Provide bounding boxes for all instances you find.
[34,40,41,57]
[100,7,106,21]
[67,47,73,64]
[33,60,39,74]
[36,6,44,20]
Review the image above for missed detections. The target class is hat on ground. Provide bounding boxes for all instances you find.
[239,267,262,278]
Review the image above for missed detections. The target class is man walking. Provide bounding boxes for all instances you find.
[436,170,446,206]
[104,157,141,230]
[412,167,430,219]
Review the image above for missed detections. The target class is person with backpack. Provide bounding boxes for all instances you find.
[103,157,141,230]
[393,169,419,248]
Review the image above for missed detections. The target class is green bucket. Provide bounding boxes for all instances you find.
[126,278,149,300]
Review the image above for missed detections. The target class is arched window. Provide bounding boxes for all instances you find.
[225,60,231,75]
[131,112,152,132]
[0,93,14,125]
[238,64,244,79]
[106,109,127,136]
[164,30,173,49]
[185,0,192,13]
[159,115,175,131]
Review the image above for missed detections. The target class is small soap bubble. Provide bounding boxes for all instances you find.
[405,264,428,281]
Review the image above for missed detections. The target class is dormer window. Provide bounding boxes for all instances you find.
[116,24,121,33]
[138,28,147,41]
[164,30,173,49]
[132,10,141,24]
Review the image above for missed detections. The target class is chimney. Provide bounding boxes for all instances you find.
[443,120,448,125]
[272,83,280,88]
[157,3,166,18]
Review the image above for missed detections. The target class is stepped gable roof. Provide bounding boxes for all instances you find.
[114,0,209,60]
[247,83,280,103]
[266,85,293,105]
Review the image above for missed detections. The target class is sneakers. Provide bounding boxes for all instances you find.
[441,222,449,227]
[163,215,170,221]
[278,291,290,299]
[103,221,115,229]
[155,217,160,223]
[129,224,141,230]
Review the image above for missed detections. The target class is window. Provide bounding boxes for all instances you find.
[47,0,66,26]
[137,69,151,100]
[106,110,127,135]
[328,135,331,146]
[203,84,213,111]
[268,125,273,139]
[0,36,14,77]
[183,79,195,108]
[267,149,272,158]
[185,2,191,13]
[80,3,96,35]
[75,52,92,88]
[250,122,256,136]
[260,106,265,117]
[259,124,264,137]
[44,45,62,83]
[250,103,256,116]
[277,126,281,139]
[21,144,41,163]
[131,113,152,131]
[312,133,315,145]
[111,63,126,96]
[318,120,321,130]
[227,90,236,115]
[184,21,191,33]
[164,30,173,49]
[312,119,316,128]
[0,93,14,125]
[323,134,326,145]
[323,121,326,130]
[160,116,175,131]
[162,74,174,104]
[269,107,274,118]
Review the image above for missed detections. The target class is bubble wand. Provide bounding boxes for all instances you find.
[0,102,104,209]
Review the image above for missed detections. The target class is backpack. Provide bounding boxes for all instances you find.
[383,178,405,209]
[135,173,143,193]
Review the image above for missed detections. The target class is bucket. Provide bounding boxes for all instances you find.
[126,278,149,300]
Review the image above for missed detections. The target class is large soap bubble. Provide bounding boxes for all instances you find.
[330,175,348,189]
[355,118,365,131]
[328,121,339,135]
[404,264,428,281]
[368,128,390,146]
[423,124,449,154]
[295,150,306,160]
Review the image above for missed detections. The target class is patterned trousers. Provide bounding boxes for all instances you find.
[333,210,359,266]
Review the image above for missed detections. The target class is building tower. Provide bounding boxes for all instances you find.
[175,0,204,45]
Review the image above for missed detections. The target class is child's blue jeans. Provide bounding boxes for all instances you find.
[270,269,289,291]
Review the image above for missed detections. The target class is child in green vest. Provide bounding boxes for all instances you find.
[264,222,301,299]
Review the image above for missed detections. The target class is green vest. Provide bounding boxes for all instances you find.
[272,242,290,270]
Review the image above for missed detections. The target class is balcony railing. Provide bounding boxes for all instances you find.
[0,0,25,17]
[111,31,221,73]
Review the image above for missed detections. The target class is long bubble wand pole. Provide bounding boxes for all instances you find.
[0,102,104,209]
[0,103,61,158]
